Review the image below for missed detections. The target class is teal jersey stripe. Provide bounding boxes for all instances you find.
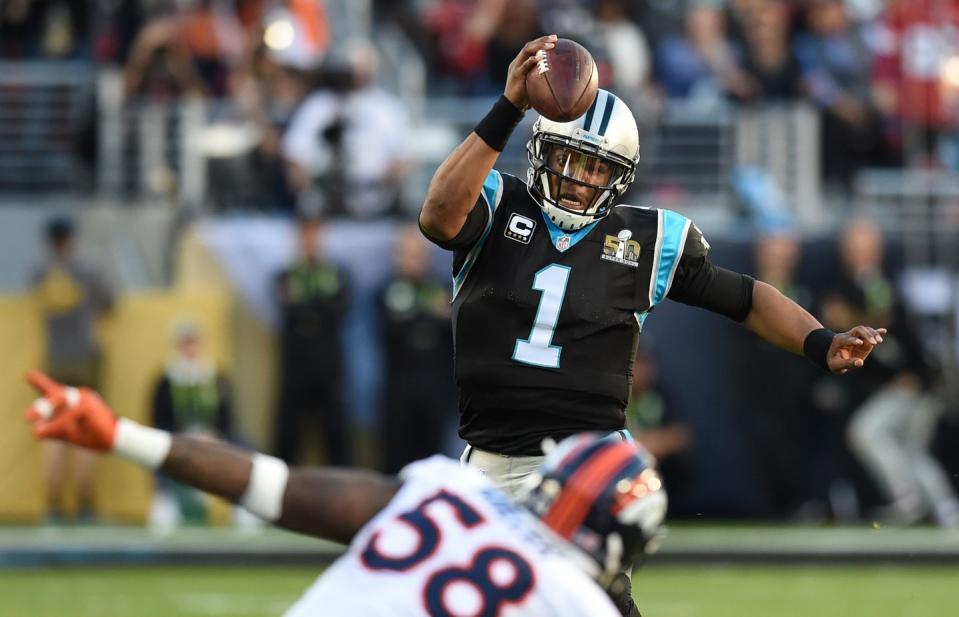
[540,210,599,251]
[652,210,691,305]
[453,170,502,299]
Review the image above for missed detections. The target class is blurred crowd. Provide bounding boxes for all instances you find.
[6,1,958,528]
[386,0,959,186]
[731,219,958,527]
[2,0,959,202]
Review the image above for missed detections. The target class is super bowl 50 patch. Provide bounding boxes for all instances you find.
[601,229,640,267]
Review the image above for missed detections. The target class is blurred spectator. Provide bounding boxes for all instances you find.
[149,319,241,528]
[282,40,414,219]
[625,343,693,463]
[821,218,959,528]
[625,342,694,517]
[753,228,814,308]
[592,0,654,100]
[793,0,886,187]
[742,230,826,517]
[689,0,762,99]
[0,0,90,59]
[152,320,234,444]
[273,212,351,465]
[631,0,759,100]
[372,0,433,64]
[483,0,542,89]
[31,216,115,523]
[91,0,148,64]
[0,0,38,58]
[634,0,755,99]
[123,1,249,99]
[423,0,495,93]
[734,0,803,102]
[212,43,316,210]
[377,223,455,473]
[872,0,959,170]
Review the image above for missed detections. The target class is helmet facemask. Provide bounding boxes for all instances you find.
[527,131,636,232]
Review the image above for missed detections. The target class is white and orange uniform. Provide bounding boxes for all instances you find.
[283,456,620,617]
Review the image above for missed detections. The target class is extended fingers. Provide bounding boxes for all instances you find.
[850,325,883,345]
[34,411,75,441]
[515,35,556,66]
[833,332,864,348]
[522,35,557,56]
[25,370,63,398]
[23,371,80,425]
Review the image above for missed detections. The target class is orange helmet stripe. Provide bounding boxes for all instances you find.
[541,442,635,539]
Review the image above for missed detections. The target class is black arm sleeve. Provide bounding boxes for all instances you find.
[668,255,755,322]
[419,197,490,251]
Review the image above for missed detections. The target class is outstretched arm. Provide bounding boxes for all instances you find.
[743,281,886,374]
[667,229,886,375]
[419,35,555,242]
[742,280,821,354]
[161,437,398,543]
[23,372,399,544]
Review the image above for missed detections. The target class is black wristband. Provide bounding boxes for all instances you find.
[803,328,836,372]
[474,95,524,152]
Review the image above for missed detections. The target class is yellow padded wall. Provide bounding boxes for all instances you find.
[0,290,232,523]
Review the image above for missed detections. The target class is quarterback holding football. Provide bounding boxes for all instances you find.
[419,34,887,615]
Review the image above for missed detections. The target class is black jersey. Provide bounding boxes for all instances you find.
[429,171,747,454]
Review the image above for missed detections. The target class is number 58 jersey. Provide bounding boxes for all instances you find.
[283,456,620,617]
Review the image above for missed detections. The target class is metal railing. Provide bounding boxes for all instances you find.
[0,61,94,193]
[853,168,959,270]
[92,75,827,230]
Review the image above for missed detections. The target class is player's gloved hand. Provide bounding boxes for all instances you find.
[23,370,118,451]
[828,326,887,374]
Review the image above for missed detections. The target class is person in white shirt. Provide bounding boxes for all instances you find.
[282,40,414,219]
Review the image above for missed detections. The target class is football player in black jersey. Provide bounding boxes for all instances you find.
[419,35,885,614]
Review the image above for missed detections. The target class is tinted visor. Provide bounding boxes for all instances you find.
[544,143,622,189]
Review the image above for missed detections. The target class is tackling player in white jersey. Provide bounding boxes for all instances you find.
[23,371,667,616]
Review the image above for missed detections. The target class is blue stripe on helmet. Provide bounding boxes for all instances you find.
[597,93,616,136]
[581,93,600,131]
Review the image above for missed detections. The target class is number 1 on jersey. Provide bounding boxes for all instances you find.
[513,264,570,369]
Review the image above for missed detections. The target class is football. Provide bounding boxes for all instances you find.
[525,38,598,123]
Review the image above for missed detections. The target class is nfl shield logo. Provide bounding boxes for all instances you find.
[556,235,571,252]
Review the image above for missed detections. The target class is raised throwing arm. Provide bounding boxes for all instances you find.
[419,35,556,242]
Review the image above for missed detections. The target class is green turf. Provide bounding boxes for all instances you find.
[0,567,317,617]
[0,564,956,616]
[638,565,958,617]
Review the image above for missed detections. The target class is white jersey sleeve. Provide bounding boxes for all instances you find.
[283,456,620,617]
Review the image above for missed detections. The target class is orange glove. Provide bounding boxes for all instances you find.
[23,370,118,451]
